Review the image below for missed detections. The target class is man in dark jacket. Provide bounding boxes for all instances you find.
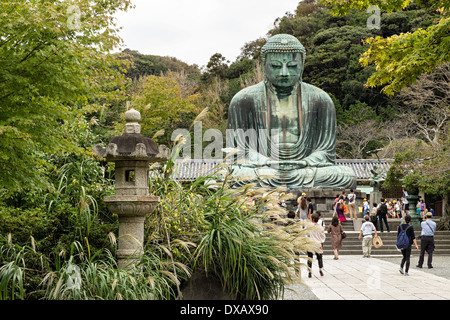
[377,198,390,232]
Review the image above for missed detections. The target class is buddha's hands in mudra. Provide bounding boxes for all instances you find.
[241,150,308,169]
[266,160,307,170]
[238,150,333,169]
[239,153,308,169]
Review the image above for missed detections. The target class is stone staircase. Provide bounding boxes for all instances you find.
[320,217,450,256]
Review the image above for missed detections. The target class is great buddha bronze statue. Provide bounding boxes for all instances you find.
[226,34,356,189]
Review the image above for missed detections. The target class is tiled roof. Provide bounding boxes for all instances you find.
[152,158,393,181]
[336,159,392,180]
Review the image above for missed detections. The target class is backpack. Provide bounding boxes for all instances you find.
[396,225,411,249]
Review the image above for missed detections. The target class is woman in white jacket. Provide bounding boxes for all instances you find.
[307,213,326,278]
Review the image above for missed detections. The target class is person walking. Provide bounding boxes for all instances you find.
[377,198,390,232]
[358,215,378,258]
[316,212,326,232]
[370,202,379,230]
[416,212,436,269]
[333,197,347,222]
[420,199,426,220]
[348,189,356,219]
[327,215,343,260]
[296,196,309,221]
[393,200,401,218]
[401,188,409,216]
[398,215,419,276]
[416,201,422,220]
[363,198,370,216]
[307,213,326,278]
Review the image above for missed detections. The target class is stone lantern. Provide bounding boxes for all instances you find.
[93,108,169,269]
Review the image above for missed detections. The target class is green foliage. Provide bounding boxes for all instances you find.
[305,25,380,108]
[337,101,380,125]
[320,0,449,95]
[383,136,450,196]
[320,0,449,17]
[0,207,56,250]
[41,241,188,300]
[0,235,51,300]
[202,53,230,81]
[130,73,202,146]
[119,49,201,80]
[190,182,317,300]
[361,17,449,96]
[0,244,27,300]
[0,127,117,268]
[0,0,132,190]
[237,38,267,61]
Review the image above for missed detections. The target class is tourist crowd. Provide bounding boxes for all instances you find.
[257,189,438,278]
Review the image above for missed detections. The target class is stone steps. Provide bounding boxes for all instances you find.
[321,230,450,256]
[321,215,440,232]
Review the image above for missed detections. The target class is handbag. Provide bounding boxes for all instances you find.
[341,231,347,239]
[343,205,348,214]
[373,235,383,248]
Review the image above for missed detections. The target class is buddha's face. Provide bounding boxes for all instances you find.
[264,52,302,89]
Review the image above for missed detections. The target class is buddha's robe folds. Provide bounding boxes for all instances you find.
[226,81,356,189]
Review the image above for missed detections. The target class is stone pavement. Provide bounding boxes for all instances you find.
[284,255,450,300]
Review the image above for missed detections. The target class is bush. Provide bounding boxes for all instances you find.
[0,206,57,251]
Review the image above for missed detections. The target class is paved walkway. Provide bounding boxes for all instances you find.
[285,255,450,300]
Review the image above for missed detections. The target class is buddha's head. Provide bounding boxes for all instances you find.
[261,34,306,93]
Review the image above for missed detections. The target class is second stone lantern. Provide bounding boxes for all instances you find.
[94,108,169,269]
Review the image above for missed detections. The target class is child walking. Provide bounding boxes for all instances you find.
[358,215,378,258]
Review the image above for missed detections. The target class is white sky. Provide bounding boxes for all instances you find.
[114,0,300,67]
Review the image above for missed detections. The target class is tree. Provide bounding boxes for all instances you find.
[304,25,382,109]
[119,49,201,80]
[130,72,202,146]
[201,53,229,82]
[236,37,267,61]
[319,0,450,95]
[397,62,450,146]
[0,0,132,190]
[336,102,382,158]
[383,64,449,214]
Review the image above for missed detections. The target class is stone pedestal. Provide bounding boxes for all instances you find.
[370,191,381,208]
[104,195,160,269]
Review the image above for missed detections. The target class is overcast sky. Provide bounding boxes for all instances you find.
[114,0,300,67]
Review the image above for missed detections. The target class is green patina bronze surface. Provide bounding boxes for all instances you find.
[227,34,356,189]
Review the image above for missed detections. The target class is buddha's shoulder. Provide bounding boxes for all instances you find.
[301,82,333,104]
[230,81,333,106]
[230,82,265,103]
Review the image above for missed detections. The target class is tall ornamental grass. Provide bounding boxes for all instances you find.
[41,242,189,300]
[148,150,321,300]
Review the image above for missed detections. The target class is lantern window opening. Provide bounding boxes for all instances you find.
[125,170,136,182]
